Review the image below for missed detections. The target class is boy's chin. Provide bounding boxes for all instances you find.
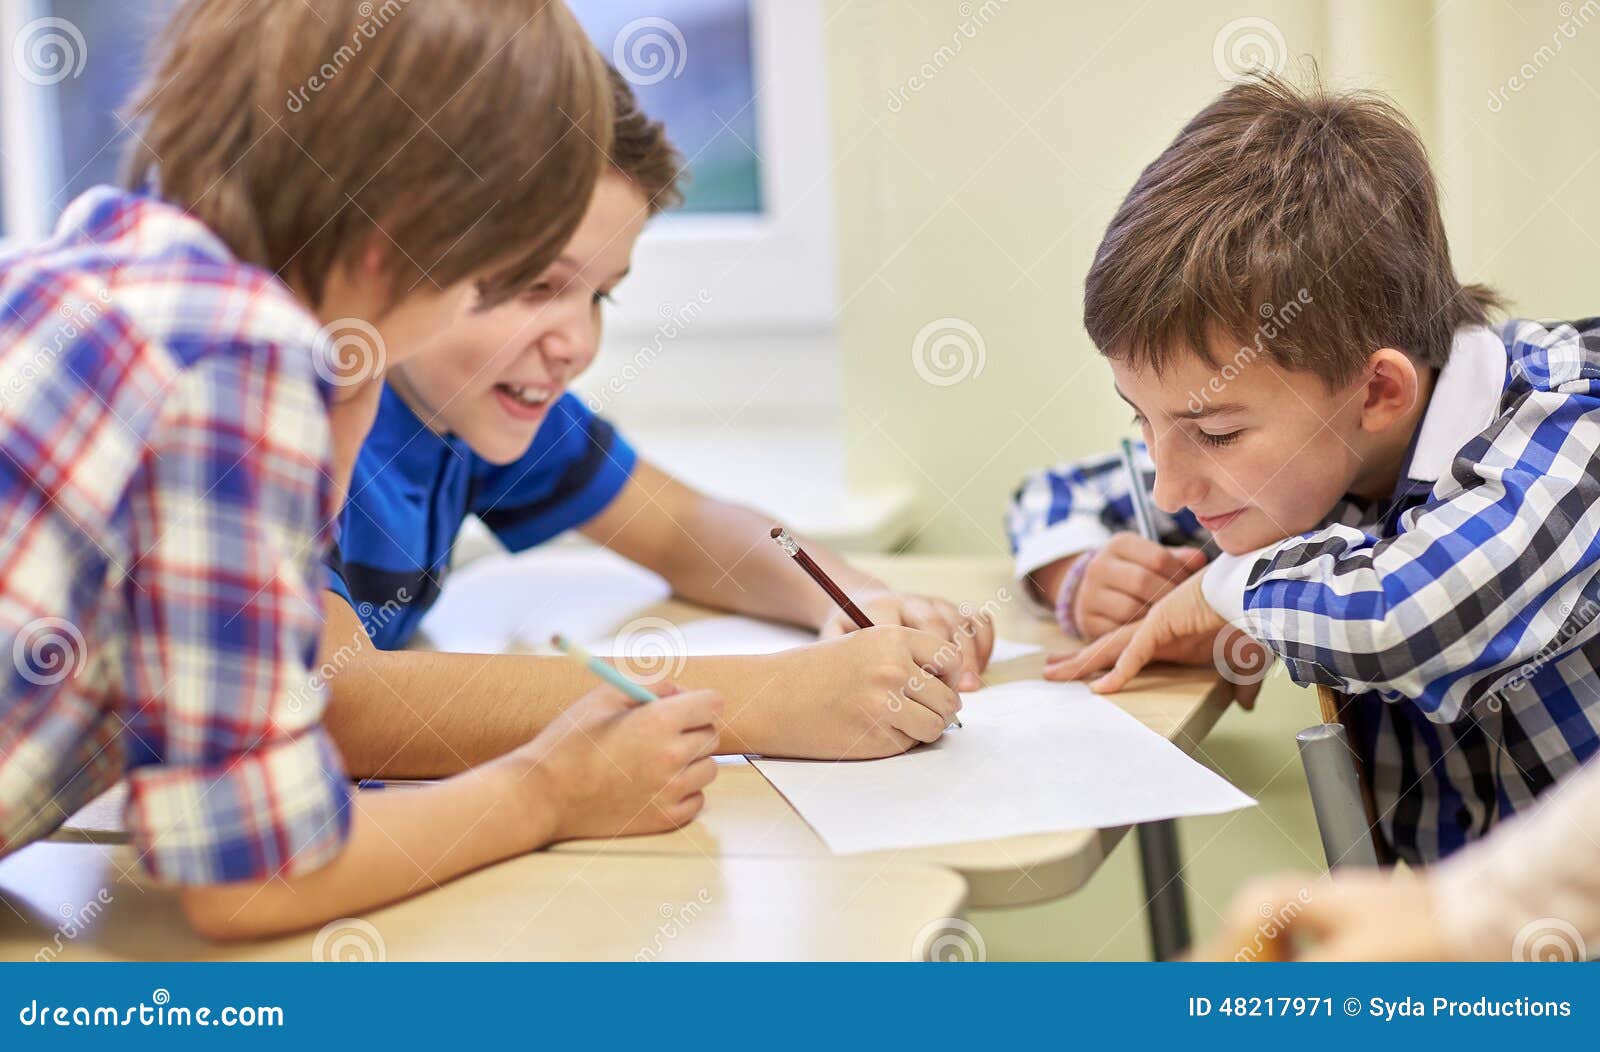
[464,423,544,466]
[1211,517,1295,557]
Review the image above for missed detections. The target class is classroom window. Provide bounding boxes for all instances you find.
[0,0,178,239]
[570,0,763,216]
[2,0,840,343]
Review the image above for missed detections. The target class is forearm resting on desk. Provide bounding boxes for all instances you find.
[179,762,549,941]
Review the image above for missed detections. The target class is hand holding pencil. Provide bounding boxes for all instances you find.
[773,527,969,730]
[524,637,724,838]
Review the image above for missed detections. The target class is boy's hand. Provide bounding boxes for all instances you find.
[511,682,722,841]
[1042,572,1270,704]
[1197,872,1452,962]
[1068,535,1209,640]
[819,589,994,691]
[752,626,965,759]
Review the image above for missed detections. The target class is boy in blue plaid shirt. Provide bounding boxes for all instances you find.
[1016,75,1600,865]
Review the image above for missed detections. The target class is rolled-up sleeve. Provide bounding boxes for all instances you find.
[121,344,351,885]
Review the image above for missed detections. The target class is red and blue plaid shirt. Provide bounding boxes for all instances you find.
[0,186,351,885]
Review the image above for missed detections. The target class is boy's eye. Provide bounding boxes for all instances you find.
[1130,413,1148,430]
[1199,429,1243,448]
[592,290,615,306]
[521,282,554,300]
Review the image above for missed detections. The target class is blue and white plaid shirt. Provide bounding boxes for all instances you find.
[1008,321,1600,864]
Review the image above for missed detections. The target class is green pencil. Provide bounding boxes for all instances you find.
[551,634,657,704]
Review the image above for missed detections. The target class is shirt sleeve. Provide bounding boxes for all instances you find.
[121,344,352,886]
[1433,756,1600,960]
[1005,442,1209,579]
[1201,388,1600,721]
[322,532,355,608]
[472,393,636,552]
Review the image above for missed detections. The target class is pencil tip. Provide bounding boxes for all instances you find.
[769,526,783,539]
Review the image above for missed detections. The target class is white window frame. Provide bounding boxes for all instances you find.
[1,0,67,242]
[601,0,839,338]
[5,0,841,336]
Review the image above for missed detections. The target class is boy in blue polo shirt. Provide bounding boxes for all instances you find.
[323,72,979,773]
[1022,75,1600,865]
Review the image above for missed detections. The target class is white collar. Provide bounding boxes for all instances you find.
[1405,326,1507,483]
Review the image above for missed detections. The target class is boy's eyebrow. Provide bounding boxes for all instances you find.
[1112,385,1245,419]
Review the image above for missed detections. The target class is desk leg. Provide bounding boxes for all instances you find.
[1137,820,1191,961]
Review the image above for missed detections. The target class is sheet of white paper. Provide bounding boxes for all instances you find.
[989,637,1042,663]
[586,613,1043,663]
[751,679,1255,854]
[586,615,815,656]
[418,548,671,653]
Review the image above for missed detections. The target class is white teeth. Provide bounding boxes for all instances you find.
[500,384,550,406]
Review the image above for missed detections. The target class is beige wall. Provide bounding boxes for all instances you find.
[825,0,1600,556]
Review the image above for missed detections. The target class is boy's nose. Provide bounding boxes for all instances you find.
[1149,439,1203,514]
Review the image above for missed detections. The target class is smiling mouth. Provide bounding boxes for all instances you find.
[494,383,552,408]
[1196,508,1245,530]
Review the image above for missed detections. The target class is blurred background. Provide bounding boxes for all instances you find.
[3,0,1597,958]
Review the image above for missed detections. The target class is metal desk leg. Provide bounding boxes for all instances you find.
[1137,819,1192,961]
[1296,723,1382,869]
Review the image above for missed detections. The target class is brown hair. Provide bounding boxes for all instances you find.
[1083,72,1498,387]
[607,66,684,214]
[123,0,612,310]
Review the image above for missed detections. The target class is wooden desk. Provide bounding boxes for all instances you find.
[0,842,967,962]
[51,552,1233,915]
[541,553,1233,909]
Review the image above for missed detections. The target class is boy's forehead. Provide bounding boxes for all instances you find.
[1109,350,1275,417]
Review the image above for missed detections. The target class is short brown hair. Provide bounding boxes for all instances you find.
[607,66,684,214]
[124,0,612,310]
[1084,73,1497,387]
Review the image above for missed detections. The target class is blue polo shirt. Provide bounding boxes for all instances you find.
[326,384,637,648]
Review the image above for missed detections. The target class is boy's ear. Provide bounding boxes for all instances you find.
[1358,348,1426,432]
[357,233,389,282]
